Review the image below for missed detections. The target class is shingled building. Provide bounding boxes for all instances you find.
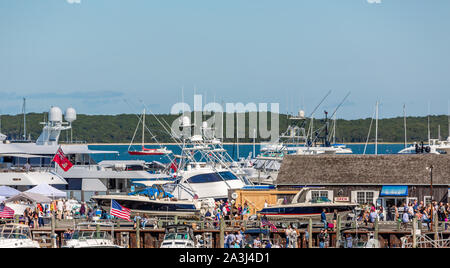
[276,154,450,208]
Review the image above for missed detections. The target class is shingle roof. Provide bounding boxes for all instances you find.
[276,154,450,186]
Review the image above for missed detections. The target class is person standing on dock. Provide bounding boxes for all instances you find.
[318,229,325,248]
[321,209,327,229]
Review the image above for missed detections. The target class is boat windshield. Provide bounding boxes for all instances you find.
[311,197,332,203]
[164,233,191,241]
[0,225,31,239]
[71,230,110,240]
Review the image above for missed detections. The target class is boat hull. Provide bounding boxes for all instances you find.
[128,151,166,156]
[258,204,356,220]
[92,196,200,217]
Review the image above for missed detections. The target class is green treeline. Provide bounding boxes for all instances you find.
[0,112,449,143]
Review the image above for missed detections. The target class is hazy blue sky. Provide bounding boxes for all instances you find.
[1,0,450,119]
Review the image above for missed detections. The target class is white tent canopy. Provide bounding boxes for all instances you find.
[0,186,21,198]
[25,184,67,199]
[6,192,52,204]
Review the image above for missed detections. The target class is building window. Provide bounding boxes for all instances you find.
[424,196,432,205]
[355,191,375,205]
[311,190,329,202]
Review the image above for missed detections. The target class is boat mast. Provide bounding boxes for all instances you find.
[253,128,256,157]
[403,104,407,148]
[427,101,431,144]
[375,101,379,155]
[236,113,239,159]
[142,109,145,149]
[23,97,26,141]
[448,100,450,139]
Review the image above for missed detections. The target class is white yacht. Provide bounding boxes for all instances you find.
[162,118,248,201]
[398,138,450,155]
[0,224,40,248]
[0,106,173,200]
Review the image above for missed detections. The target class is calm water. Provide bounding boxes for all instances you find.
[88,143,407,164]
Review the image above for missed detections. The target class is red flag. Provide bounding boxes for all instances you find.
[52,147,73,172]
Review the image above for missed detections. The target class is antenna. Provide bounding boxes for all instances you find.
[403,104,407,148]
[427,101,431,144]
[22,97,26,141]
[375,101,379,155]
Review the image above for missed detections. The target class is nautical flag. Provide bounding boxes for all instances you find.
[0,205,15,218]
[169,159,178,173]
[261,218,278,231]
[52,147,73,172]
[110,200,131,222]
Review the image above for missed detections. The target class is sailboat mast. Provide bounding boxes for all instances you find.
[403,104,407,148]
[142,109,145,148]
[236,113,239,159]
[375,101,379,155]
[427,101,431,144]
[23,98,26,141]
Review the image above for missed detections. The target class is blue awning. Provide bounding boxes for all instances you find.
[380,186,408,197]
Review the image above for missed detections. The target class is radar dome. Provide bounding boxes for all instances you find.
[298,110,305,118]
[181,116,191,127]
[49,107,63,122]
[65,107,77,123]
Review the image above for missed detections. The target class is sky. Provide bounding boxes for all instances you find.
[1,0,450,119]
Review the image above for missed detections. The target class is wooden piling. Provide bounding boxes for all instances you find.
[308,218,313,248]
[219,219,225,248]
[412,216,417,248]
[51,212,56,248]
[336,215,341,248]
[136,218,141,248]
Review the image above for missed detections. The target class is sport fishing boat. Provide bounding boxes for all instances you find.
[62,222,122,248]
[257,188,357,219]
[127,109,172,156]
[0,224,40,248]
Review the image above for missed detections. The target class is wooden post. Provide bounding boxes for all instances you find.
[308,218,313,248]
[434,212,439,242]
[136,218,141,248]
[336,215,341,248]
[412,216,417,248]
[219,218,225,248]
[96,223,100,239]
[374,218,379,241]
[51,212,56,248]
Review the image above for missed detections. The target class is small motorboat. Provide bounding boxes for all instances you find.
[62,222,122,248]
[160,225,195,248]
[258,187,357,220]
[128,146,173,156]
[0,224,40,248]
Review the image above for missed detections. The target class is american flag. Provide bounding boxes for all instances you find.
[261,217,278,231]
[0,205,15,218]
[110,200,131,222]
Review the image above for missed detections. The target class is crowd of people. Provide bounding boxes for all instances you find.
[356,200,450,230]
